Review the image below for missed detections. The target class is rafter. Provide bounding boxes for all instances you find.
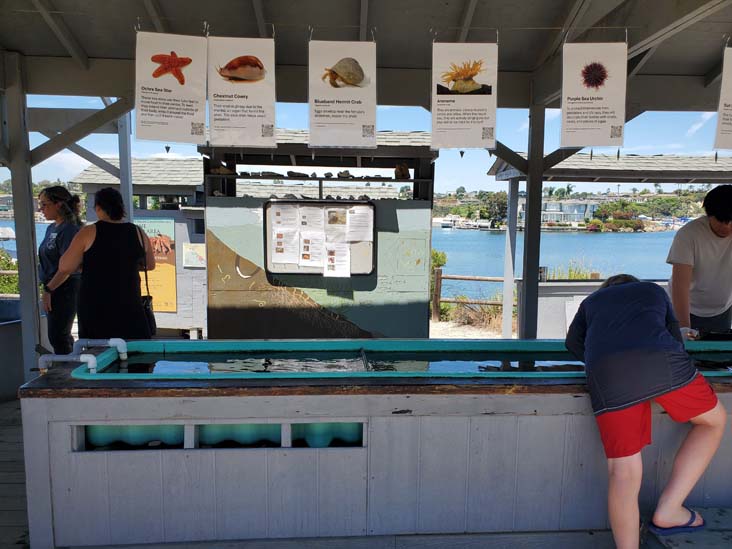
[627,45,657,78]
[533,0,592,69]
[144,0,169,33]
[40,132,120,178]
[30,0,89,69]
[456,0,478,43]
[533,0,732,105]
[705,61,724,87]
[493,142,528,174]
[252,0,267,38]
[31,98,132,167]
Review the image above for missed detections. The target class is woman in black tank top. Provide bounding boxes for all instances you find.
[46,188,156,340]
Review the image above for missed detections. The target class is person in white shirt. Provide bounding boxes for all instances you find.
[667,185,732,338]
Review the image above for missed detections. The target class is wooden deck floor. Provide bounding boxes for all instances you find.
[0,400,28,549]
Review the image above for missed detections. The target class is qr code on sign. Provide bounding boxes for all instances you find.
[362,124,375,138]
[190,122,204,136]
[610,125,623,138]
[261,124,274,138]
[482,127,494,140]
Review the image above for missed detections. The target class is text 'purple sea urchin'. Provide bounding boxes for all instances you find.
[581,62,608,90]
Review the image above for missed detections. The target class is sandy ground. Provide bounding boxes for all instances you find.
[429,319,505,339]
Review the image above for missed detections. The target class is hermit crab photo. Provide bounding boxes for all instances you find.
[217,55,266,82]
[581,61,608,90]
[437,60,492,95]
[322,57,367,88]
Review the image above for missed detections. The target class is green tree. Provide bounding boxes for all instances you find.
[479,191,508,223]
[544,186,555,197]
[653,183,662,194]
[0,249,19,294]
[554,187,567,199]
[565,183,575,195]
[455,186,466,198]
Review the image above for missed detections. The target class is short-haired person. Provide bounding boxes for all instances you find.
[566,275,726,548]
[38,186,82,354]
[667,184,732,339]
[45,187,156,340]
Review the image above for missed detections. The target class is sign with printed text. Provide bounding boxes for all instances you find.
[135,31,207,144]
[309,40,376,148]
[431,42,497,150]
[136,218,177,313]
[207,37,276,147]
[715,47,732,149]
[561,42,627,148]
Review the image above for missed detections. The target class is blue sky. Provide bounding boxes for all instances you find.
[0,95,724,194]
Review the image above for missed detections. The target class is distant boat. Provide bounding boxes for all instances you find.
[0,227,15,241]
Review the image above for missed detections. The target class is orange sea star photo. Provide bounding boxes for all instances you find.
[151,51,192,85]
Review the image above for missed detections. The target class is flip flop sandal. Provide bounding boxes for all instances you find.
[648,507,706,536]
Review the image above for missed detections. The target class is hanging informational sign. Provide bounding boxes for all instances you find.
[431,42,498,150]
[561,42,627,148]
[309,40,376,148]
[715,48,732,149]
[207,37,276,147]
[136,218,177,312]
[135,31,207,143]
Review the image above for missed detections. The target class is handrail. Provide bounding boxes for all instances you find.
[431,268,517,322]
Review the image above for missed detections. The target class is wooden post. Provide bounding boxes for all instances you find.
[432,268,443,322]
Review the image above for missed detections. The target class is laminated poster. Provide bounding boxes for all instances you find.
[136,218,177,312]
[208,37,276,147]
[561,42,627,148]
[346,205,373,241]
[299,231,325,268]
[431,42,497,150]
[309,40,376,148]
[271,229,299,264]
[323,243,351,278]
[324,208,348,243]
[715,48,732,149]
[135,31,207,144]
[271,204,299,229]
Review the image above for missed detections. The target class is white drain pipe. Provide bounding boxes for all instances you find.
[73,338,128,360]
[38,353,98,374]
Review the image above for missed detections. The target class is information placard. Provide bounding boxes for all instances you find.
[264,200,375,276]
[715,47,732,149]
[135,31,207,144]
[207,36,276,147]
[309,41,376,148]
[561,42,627,148]
[136,218,177,312]
[431,42,497,150]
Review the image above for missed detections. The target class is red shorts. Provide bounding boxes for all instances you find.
[595,374,718,459]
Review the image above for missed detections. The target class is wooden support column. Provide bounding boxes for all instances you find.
[520,104,545,339]
[4,52,41,381]
[117,111,134,221]
[502,178,520,338]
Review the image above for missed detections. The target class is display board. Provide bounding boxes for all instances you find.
[264,200,375,276]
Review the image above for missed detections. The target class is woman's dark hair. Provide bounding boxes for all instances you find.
[703,185,732,223]
[94,187,126,221]
[39,185,82,226]
[599,274,640,289]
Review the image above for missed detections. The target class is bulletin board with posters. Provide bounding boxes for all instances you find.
[264,200,375,277]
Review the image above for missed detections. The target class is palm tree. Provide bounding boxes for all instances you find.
[631,187,638,195]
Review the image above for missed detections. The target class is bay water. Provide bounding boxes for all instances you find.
[431,227,676,299]
[1,219,677,300]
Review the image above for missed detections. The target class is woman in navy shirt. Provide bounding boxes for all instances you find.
[38,186,81,354]
[566,274,726,547]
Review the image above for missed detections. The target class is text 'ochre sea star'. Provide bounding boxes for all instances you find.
[151,51,192,85]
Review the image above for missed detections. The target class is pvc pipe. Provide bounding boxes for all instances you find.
[37,353,98,374]
[73,338,128,360]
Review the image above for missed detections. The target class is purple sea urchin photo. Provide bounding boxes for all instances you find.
[581,62,608,90]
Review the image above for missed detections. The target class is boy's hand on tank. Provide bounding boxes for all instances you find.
[680,327,699,340]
